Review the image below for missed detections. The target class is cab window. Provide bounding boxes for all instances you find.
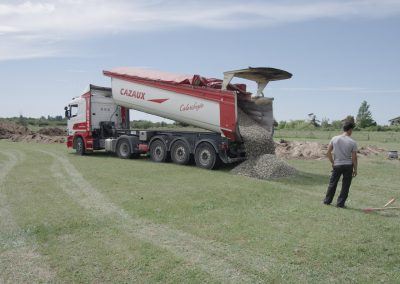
[70,104,78,117]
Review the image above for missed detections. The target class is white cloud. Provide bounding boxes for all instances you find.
[270,86,400,94]
[1,0,400,60]
[0,1,54,16]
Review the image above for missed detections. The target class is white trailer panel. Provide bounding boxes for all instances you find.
[111,78,222,133]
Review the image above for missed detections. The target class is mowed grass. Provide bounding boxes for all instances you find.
[0,140,399,283]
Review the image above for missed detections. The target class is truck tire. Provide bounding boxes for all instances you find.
[117,139,132,159]
[75,137,85,156]
[150,140,167,163]
[195,142,220,170]
[171,140,190,165]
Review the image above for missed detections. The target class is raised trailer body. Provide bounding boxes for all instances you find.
[103,68,239,140]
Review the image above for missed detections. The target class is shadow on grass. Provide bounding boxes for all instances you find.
[68,151,116,159]
[323,205,400,217]
[68,151,243,171]
[273,170,329,186]
[354,208,400,217]
[67,151,153,160]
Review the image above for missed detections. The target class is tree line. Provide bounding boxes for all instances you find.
[277,100,399,132]
[5,115,67,127]
[6,100,399,132]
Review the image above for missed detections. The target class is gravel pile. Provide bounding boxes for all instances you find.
[235,108,275,157]
[231,109,297,179]
[232,154,297,179]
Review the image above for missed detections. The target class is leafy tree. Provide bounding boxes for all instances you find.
[320,118,330,129]
[277,120,286,129]
[356,101,376,128]
[343,115,355,124]
[331,120,343,130]
[17,114,28,126]
[174,121,190,127]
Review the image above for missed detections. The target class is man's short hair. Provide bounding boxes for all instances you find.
[343,121,355,131]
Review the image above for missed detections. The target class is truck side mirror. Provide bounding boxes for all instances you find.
[64,106,70,119]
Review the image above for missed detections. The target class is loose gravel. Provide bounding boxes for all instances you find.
[232,109,297,179]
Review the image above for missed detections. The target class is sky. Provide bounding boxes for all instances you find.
[0,0,399,125]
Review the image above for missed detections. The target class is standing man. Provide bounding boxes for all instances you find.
[323,121,358,208]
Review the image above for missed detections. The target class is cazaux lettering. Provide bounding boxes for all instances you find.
[120,88,145,100]
[180,102,204,112]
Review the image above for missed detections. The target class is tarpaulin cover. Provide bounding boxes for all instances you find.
[106,67,247,94]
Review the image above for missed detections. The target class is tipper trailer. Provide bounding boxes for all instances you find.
[65,67,292,169]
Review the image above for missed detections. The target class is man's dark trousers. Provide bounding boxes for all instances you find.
[324,164,353,207]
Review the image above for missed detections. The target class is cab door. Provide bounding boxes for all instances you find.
[67,98,87,135]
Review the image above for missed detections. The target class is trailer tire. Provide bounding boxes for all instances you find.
[75,137,85,156]
[195,142,220,170]
[171,140,190,165]
[150,140,167,163]
[117,139,132,159]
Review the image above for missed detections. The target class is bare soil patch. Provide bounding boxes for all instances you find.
[0,121,65,143]
[0,121,30,139]
[275,139,385,160]
[9,134,66,144]
[38,127,66,136]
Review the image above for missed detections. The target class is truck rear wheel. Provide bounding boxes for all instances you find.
[75,137,85,156]
[117,139,132,159]
[171,140,190,165]
[195,142,220,170]
[150,140,167,163]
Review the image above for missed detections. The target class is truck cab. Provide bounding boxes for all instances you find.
[65,85,129,154]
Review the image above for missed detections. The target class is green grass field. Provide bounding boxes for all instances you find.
[1,140,399,283]
[275,130,400,148]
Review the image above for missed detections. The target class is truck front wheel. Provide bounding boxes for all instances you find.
[150,140,167,163]
[117,139,132,159]
[195,142,220,170]
[75,137,85,156]
[171,140,190,165]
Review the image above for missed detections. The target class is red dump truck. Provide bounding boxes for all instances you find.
[65,67,292,169]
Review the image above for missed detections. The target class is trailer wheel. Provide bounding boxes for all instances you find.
[171,140,190,165]
[195,142,220,170]
[75,137,85,156]
[150,140,167,163]
[117,139,132,159]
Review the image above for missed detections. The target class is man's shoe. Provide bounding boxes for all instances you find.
[336,204,347,209]
[323,201,331,205]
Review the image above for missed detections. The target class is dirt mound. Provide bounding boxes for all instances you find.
[358,145,385,156]
[275,140,386,160]
[231,110,296,179]
[0,121,31,139]
[9,133,66,144]
[275,140,328,160]
[38,127,66,136]
[0,121,65,143]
